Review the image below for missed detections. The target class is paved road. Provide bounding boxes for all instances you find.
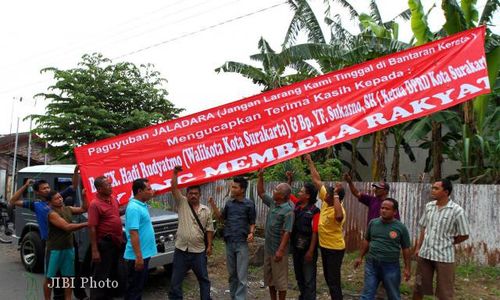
[0,242,45,299]
[0,241,174,300]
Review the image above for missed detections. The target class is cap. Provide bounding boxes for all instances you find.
[372,182,390,191]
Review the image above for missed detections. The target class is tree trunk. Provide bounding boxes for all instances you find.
[371,129,388,181]
[431,121,443,181]
[351,139,359,179]
[391,140,400,182]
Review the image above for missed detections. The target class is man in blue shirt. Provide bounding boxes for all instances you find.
[209,177,256,300]
[10,167,79,241]
[124,178,157,300]
[9,166,86,300]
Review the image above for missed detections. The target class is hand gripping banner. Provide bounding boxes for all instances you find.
[75,26,490,204]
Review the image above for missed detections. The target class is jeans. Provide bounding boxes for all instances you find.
[292,248,317,300]
[169,248,211,300]
[125,257,150,300]
[360,259,401,300]
[320,247,344,300]
[225,241,249,300]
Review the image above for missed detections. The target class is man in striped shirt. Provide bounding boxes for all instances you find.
[413,179,470,300]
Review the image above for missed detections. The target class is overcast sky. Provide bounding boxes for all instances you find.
[0,0,496,134]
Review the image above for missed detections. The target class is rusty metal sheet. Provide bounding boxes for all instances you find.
[154,181,500,266]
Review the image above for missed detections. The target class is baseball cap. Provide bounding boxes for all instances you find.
[372,182,390,191]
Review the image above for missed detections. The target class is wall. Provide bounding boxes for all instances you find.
[156,181,500,266]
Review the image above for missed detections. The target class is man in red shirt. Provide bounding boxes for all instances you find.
[88,176,124,300]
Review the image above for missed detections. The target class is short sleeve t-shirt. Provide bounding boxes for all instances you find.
[317,185,346,250]
[365,218,411,262]
[23,200,51,240]
[87,195,124,245]
[359,194,400,224]
[262,194,294,255]
[124,199,157,260]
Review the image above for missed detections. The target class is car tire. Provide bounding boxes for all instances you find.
[20,231,44,273]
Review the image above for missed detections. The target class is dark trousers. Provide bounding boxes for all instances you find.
[169,248,211,300]
[125,257,150,300]
[292,248,318,300]
[90,238,123,300]
[320,247,345,300]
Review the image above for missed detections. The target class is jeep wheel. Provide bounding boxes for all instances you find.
[20,231,44,273]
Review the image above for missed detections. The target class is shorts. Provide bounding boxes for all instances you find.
[263,252,288,291]
[45,248,75,278]
[414,257,455,300]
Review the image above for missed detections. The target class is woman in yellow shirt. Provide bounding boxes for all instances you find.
[305,154,346,300]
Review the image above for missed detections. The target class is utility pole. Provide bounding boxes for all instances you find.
[10,117,20,199]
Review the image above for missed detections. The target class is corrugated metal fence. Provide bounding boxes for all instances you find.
[155,181,500,266]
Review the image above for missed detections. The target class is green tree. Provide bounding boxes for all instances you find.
[408,0,500,183]
[30,53,184,161]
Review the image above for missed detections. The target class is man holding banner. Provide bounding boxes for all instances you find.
[257,169,294,300]
[169,166,214,300]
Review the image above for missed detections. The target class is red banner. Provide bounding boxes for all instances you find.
[75,27,490,204]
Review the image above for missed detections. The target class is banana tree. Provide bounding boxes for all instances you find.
[408,0,500,182]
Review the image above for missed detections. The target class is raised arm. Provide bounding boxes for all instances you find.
[257,169,270,206]
[69,188,88,215]
[343,173,361,199]
[9,179,33,207]
[285,171,293,186]
[171,166,184,201]
[333,188,344,223]
[304,154,322,190]
[208,197,223,222]
[257,168,266,199]
[72,165,80,189]
[48,211,88,232]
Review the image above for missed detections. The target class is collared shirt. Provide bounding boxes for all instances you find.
[88,194,124,246]
[174,193,214,253]
[262,194,294,255]
[318,185,346,250]
[222,197,256,243]
[418,199,470,263]
[359,194,400,224]
[124,198,157,260]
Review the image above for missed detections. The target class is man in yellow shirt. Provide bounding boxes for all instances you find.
[304,154,346,300]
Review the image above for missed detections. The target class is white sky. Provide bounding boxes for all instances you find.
[0,0,496,134]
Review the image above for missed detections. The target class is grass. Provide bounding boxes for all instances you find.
[456,263,500,280]
[161,238,500,299]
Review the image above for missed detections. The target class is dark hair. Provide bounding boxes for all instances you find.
[186,185,201,193]
[337,186,345,200]
[94,176,108,190]
[233,176,248,191]
[33,179,49,192]
[384,197,399,211]
[326,185,345,201]
[47,190,59,201]
[132,178,149,196]
[437,178,453,196]
[303,183,318,204]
